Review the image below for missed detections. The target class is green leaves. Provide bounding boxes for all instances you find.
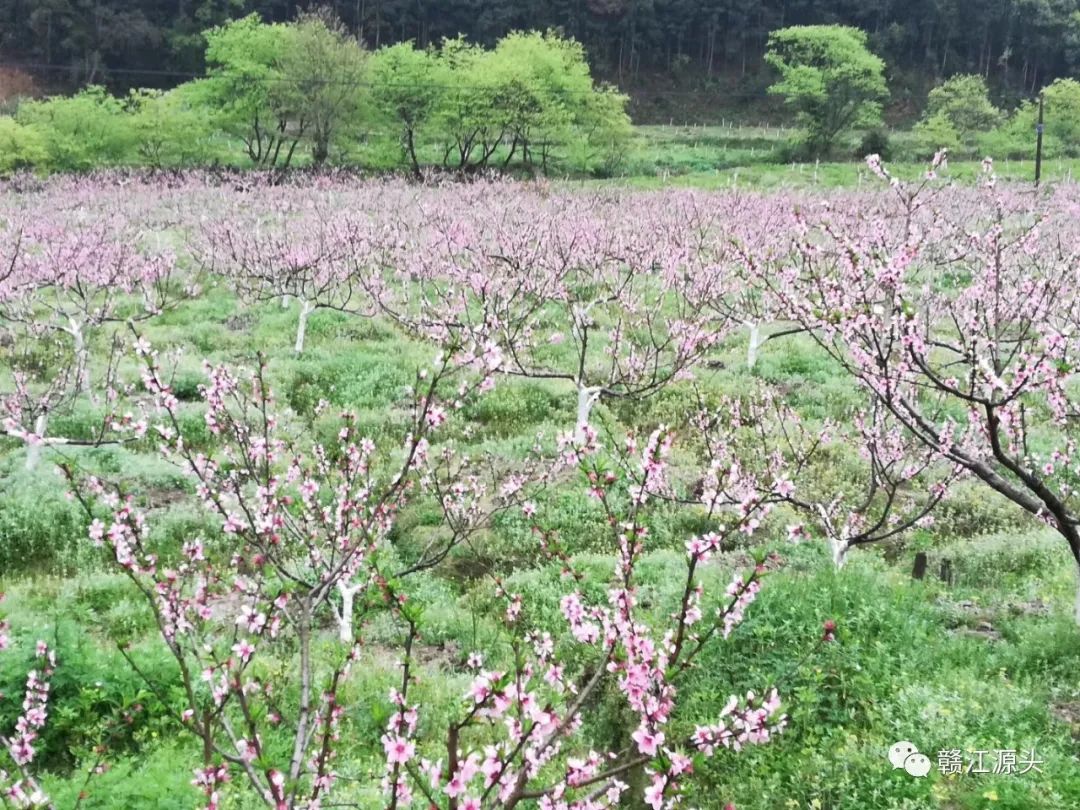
[369,31,630,175]
[765,25,888,157]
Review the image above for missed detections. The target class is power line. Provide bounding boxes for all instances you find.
[0,60,773,99]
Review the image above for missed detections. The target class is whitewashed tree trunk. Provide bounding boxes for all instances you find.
[336,581,363,643]
[281,294,291,310]
[69,319,89,395]
[1074,569,1080,627]
[25,412,48,471]
[745,320,766,371]
[830,536,850,569]
[295,300,315,355]
[574,385,602,443]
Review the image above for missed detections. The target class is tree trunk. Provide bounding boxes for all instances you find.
[295,300,315,355]
[574,384,602,443]
[1074,567,1080,627]
[313,133,329,167]
[25,412,48,471]
[70,319,89,395]
[745,320,766,370]
[337,581,362,643]
[405,127,421,179]
[830,537,850,569]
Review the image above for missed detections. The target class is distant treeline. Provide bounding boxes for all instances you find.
[0,14,632,176]
[2,0,1080,99]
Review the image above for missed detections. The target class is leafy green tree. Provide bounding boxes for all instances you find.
[431,31,630,174]
[1040,77,1080,151]
[433,36,512,171]
[369,43,447,177]
[989,77,1080,158]
[572,81,633,175]
[914,74,1000,154]
[993,77,1080,158]
[191,11,367,168]
[765,25,888,156]
[190,14,302,168]
[278,8,368,166]
[488,31,629,172]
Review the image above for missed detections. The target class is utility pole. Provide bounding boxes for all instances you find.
[1035,92,1045,187]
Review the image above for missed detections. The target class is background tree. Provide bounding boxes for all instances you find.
[368,42,446,177]
[191,15,303,169]
[0,67,36,113]
[765,25,888,157]
[8,0,1080,102]
[991,77,1080,159]
[277,7,368,166]
[914,74,1000,155]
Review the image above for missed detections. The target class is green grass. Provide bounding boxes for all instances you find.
[577,124,1079,190]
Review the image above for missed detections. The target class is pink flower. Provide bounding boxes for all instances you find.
[644,772,668,810]
[426,406,447,428]
[231,640,255,663]
[382,734,415,765]
[632,725,665,757]
[444,773,466,798]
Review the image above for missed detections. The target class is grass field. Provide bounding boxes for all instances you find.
[595,125,1069,190]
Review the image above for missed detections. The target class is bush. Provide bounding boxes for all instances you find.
[0,116,48,174]
[932,530,1069,588]
[125,87,216,168]
[461,381,565,435]
[16,87,136,171]
[0,612,181,771]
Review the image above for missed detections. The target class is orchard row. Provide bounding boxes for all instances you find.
[2,158,1079,809]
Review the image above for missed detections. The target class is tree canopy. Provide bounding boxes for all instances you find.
[1,15,631,176]
[765,26,888,156]
[2,0,1080,101]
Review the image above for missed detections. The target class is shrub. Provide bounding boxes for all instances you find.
[0,116,48,174]
[16,87,136,171]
